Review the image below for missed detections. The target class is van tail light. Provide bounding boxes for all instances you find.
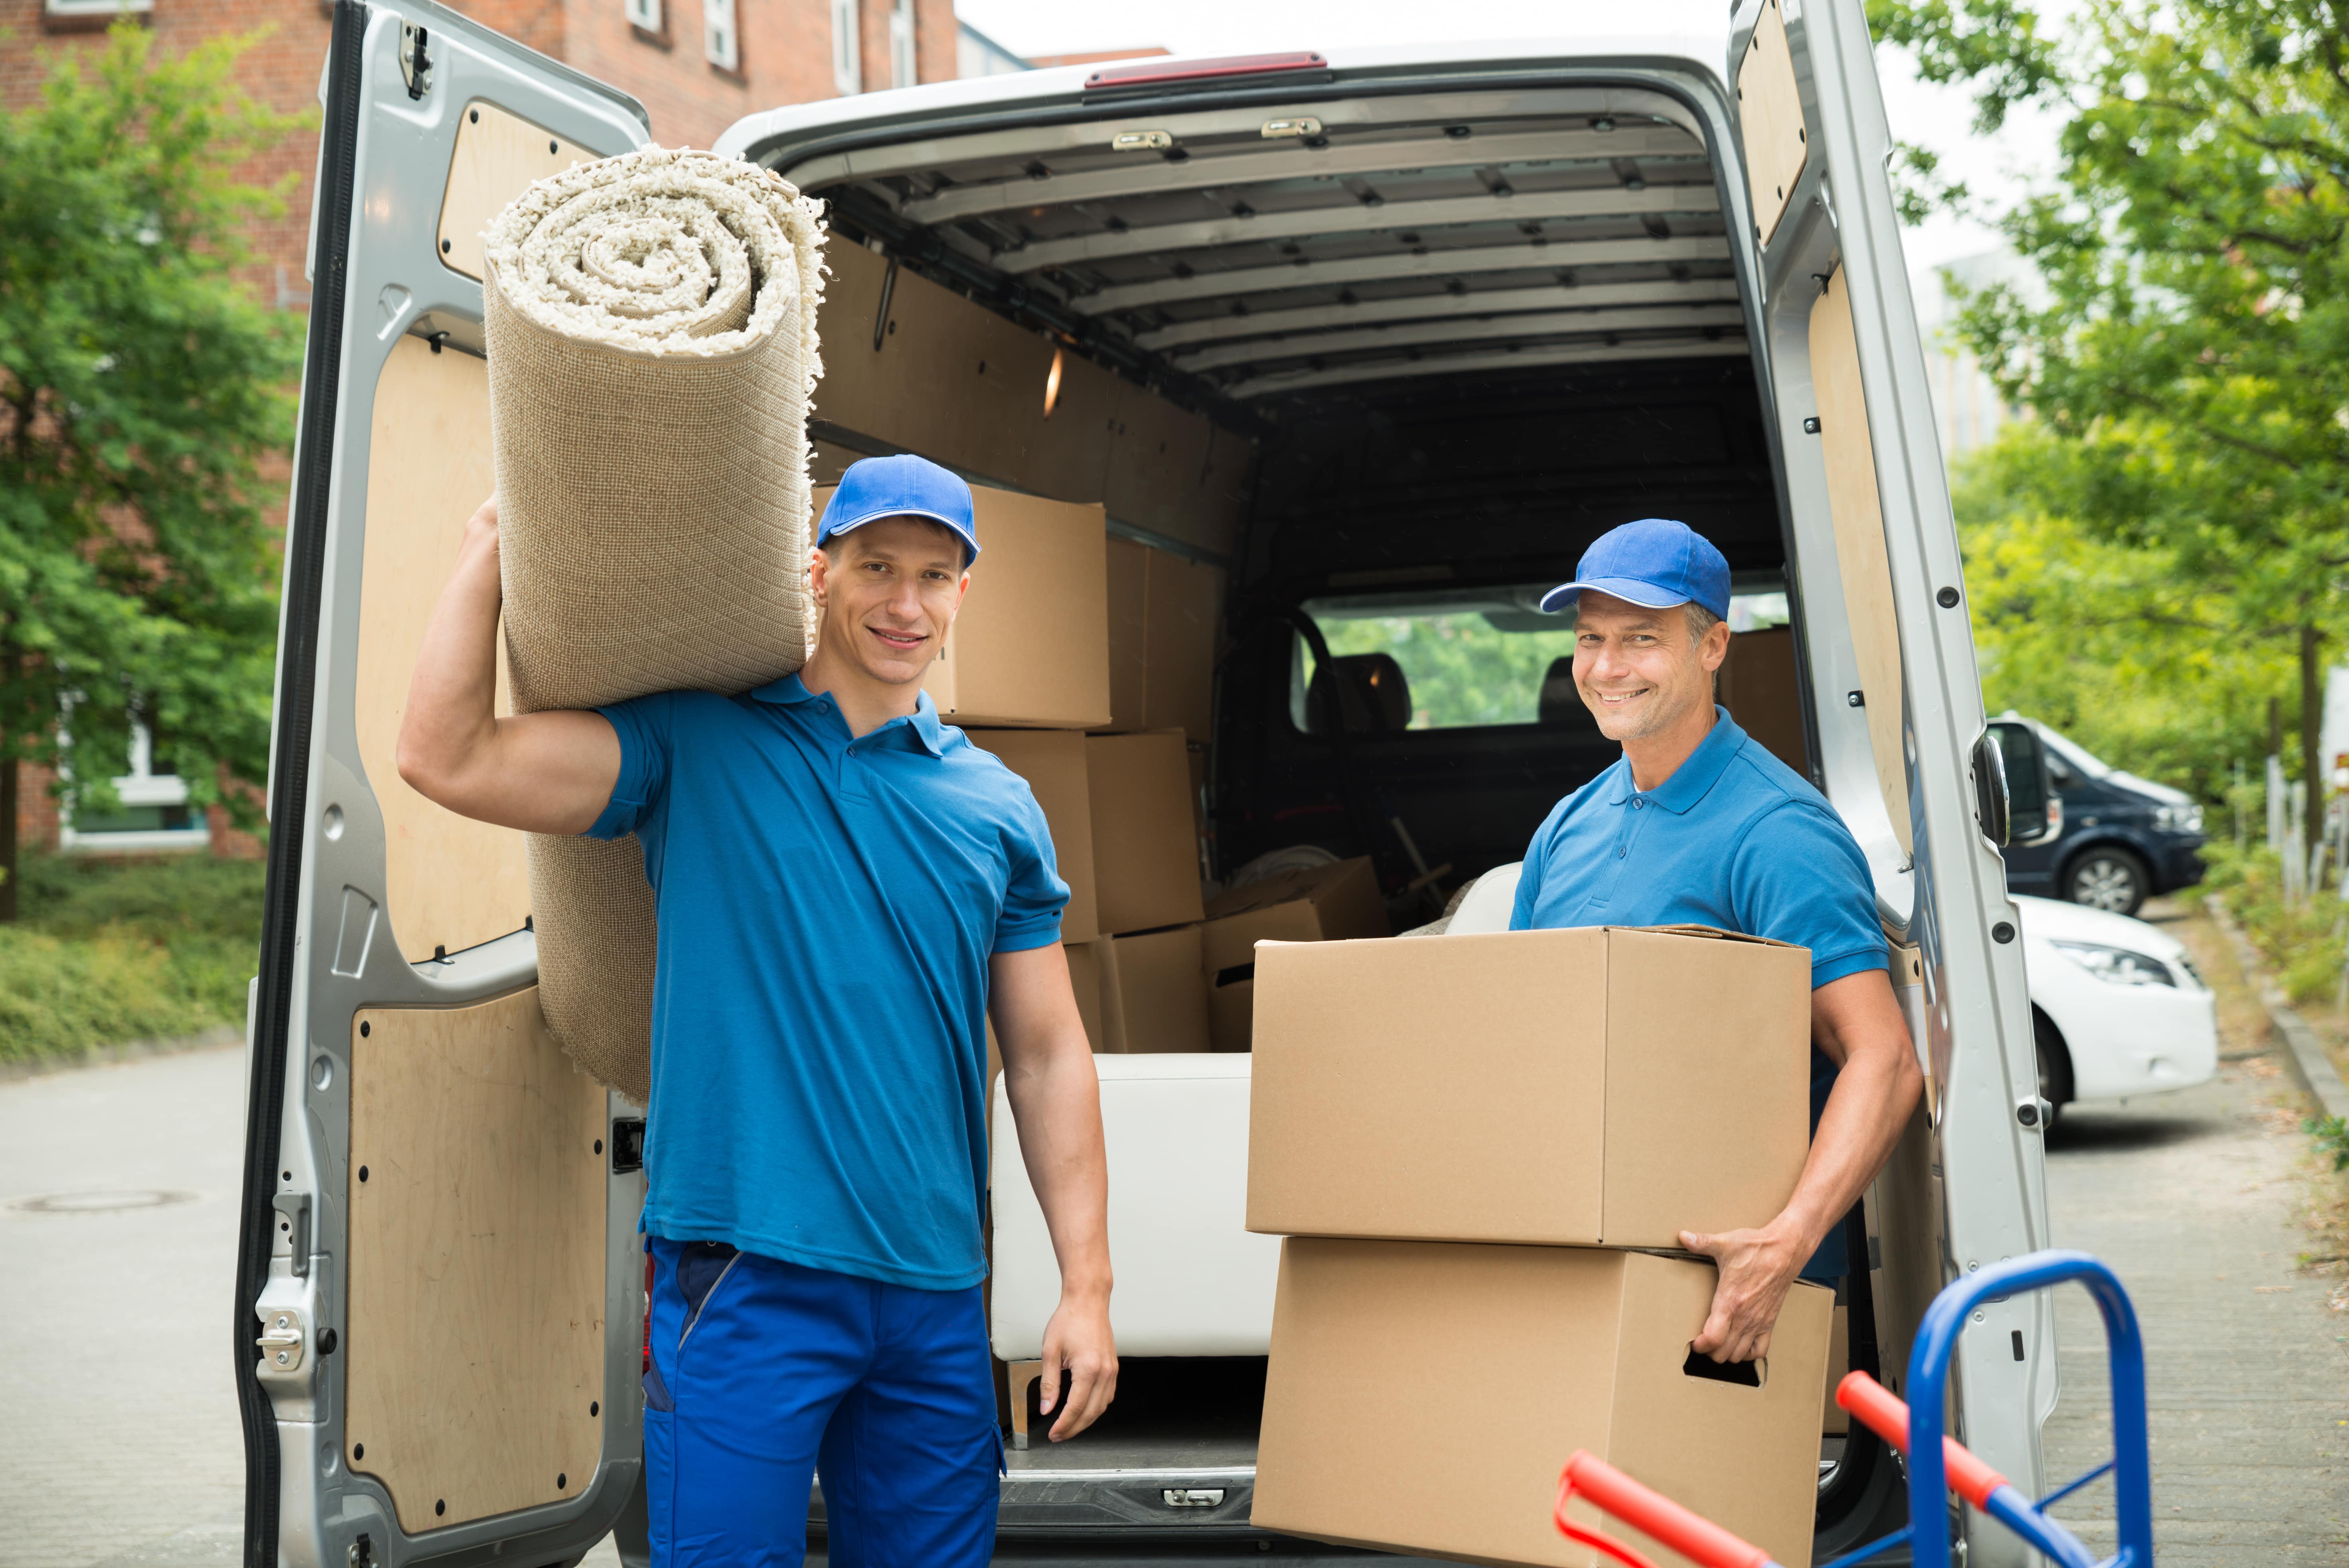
[1086,52,1328,91]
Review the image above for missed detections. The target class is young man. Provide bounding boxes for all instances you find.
[1513,517,1925,1363]
[397,454,1115,1566]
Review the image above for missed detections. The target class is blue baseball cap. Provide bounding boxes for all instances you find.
[1538,517,1730,620]
[816,454,979,564]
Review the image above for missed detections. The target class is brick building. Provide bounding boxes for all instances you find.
[2,0,957,858]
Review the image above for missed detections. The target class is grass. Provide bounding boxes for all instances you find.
[0,851,263,1065]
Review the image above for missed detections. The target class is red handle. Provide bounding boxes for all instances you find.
[1835,1372,2009,1508]
[1555,1451,1776,1568]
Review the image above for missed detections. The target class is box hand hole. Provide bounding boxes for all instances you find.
[1680,1346,1763,1387]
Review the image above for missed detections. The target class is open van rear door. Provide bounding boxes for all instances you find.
[1728,1,2055,1555]
[234,6,649,1564]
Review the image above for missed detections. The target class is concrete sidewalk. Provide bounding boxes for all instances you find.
[2036,906,2349,1562]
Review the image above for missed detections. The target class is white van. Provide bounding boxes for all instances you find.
[236,4,2061,1563]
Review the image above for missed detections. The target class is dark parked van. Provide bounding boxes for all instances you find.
[1996,713,2206,916]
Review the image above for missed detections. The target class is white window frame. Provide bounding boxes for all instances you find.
[58,715,209,856]
[703,0,738,71]
[888,0,916,89]
[831,0,863,95]
[43,0,155,18]
[625,0,663,35]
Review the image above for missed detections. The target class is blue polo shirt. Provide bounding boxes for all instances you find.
[585,674,1068,1291]
[1510,707,1888,1279]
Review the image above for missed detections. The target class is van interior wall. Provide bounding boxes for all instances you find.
[1216,356,1789,901]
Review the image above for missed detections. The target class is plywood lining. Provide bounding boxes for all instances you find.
[1808,269,1913,852]
[438,100,598,282]
[353,337,533,960]
[1736,0,1810,247]
[346,989,608,1534]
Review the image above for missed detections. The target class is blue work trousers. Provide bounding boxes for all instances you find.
[642,1236,1000,1568]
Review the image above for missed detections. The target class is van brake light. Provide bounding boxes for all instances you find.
[1086,52,1328,91]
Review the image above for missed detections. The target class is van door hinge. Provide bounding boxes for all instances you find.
[399,22,432,100]
[257,1307,307,1373]
[611,1117,646,1173]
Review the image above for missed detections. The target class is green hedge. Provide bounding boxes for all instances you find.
[0,853,261,1064]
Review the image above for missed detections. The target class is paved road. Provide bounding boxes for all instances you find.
[2036,906,2349,1563]
[6,910,2345,1566]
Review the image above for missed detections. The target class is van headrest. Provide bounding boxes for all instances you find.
[1538,657,1597,729]
[1307,653,1411,733]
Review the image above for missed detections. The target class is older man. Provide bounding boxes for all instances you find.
[1512,517,1924,1363]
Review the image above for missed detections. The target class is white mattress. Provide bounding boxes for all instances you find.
[990,1053,1278,1360]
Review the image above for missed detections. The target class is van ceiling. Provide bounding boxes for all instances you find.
[805,95,1747,412]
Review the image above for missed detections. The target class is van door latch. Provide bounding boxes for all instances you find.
[611,1117,646,1173]
[399,22,432,100]
[257,1307,306,1373]
[1163,1489,1224,1508]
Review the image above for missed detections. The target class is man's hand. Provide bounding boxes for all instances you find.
[1037,1288,1118,1442]
[1679,1222,1809,1364]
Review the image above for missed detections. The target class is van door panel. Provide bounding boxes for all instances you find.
[237,5,650,1564]
[1735,1,2056,1548]
[346,990,606,1533]
[1734,0,1810,245]
[352,336,529,962]
[435,100,599,282]
[1809,269,1913,855]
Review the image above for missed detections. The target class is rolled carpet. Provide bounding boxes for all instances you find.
[483,147,825,1104]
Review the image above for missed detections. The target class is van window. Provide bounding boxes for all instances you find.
[2035,724,2114,782]
[1292,590,1791,733]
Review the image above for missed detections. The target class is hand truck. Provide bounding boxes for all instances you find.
[1552,1248,2155,1568]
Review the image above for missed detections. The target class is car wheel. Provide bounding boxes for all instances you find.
[2033,1008,2074,1127]
[2064,846,2150,916]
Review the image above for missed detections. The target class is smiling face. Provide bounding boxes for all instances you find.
[809,515,971,686]
[1571,591,1731,744]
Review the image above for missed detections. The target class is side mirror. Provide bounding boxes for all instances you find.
[1988,721,2062,846]
[1973,729,2014,847]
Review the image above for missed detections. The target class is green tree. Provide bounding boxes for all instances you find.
[1954,422,2317,799]
[0,22,308,916]
[1873,0,2349,848]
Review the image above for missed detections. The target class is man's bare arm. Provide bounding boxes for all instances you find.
[396,496,622,834]
[990,942,1117,1441]
[1680,967,1924,1362]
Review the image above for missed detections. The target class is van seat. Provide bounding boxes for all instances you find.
[1538,657,1597,729]
[1307,653,1411,733]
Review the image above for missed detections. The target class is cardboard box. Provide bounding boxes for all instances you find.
[968,729,1099,941]
[813,482,1111,729]
[1200,857,1390,1052]
[1086,730,1204,935]
[1253,1238,1832,1568]
[1097,925,1212,1054]
[1715,624,1806,775]
[1064,939,1107,1053]
[1105,538,1222,742]
[1248,926,1810,1248]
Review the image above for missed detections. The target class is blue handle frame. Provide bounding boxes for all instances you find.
[1904,1249,2155,1568]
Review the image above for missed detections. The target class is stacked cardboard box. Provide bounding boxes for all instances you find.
[1246,925,1834,1568]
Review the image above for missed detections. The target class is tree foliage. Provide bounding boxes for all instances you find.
[0,22,308,907]
[1954,424,2318,799]
[1871,0,2349,842]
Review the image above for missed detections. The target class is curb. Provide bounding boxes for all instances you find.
[2204,894,2349,1123]
[0,1023,243,1085]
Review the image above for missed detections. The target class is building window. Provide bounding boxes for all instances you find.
[61,715,208,855]
[43,0,154,28]
[703,0,738,72]
[625,0,663,36]
[888,0,916,88]
[831,0,862,94]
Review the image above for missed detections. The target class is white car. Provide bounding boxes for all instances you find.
[2015,894,2218,1118]
[1448,870,2217,1121]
